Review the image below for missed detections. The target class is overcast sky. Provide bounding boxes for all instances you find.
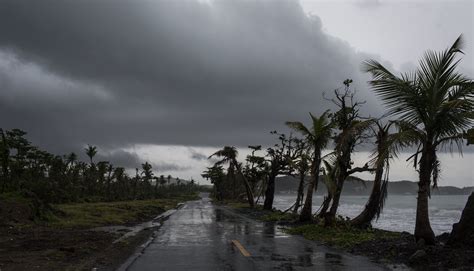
[0,0,472,187]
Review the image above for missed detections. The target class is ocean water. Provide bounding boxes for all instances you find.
[272,194,470,235]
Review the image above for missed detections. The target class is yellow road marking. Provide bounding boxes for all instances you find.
[231,240,251,257]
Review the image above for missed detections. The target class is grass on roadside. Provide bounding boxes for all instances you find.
[286,223,401,248]
[261,211,298,222]
[48,193,200,228]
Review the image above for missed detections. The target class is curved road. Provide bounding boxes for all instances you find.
[123,196,387,270]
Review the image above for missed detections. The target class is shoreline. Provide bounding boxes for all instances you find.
[271,193,468,235]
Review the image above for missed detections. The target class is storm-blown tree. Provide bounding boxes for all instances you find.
[286,111,334,222]
[202,164,227,201]
[243,145,268,205]
[364,35,474,244]
[292,139,311,214]
[210,146,255,207]
[351,121,397,228]
[263,132,298,210]
[324,80,373,225]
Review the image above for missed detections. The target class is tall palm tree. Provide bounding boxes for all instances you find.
[364,35,474,244]
[286,111,334,222]
[210,146,255,207]
[85,145,97,165]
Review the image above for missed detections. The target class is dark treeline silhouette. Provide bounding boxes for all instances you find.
[204,35,474,246]
[0,129,199,205]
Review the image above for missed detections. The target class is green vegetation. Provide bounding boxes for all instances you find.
[50,194,198,228]
[0,127,206,231]
[0,191,199,228]
[286,223,400,248]
[261,211,298,223]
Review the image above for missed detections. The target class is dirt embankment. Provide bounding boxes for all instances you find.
[0,193,198,271]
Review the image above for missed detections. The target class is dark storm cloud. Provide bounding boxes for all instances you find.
[95,149,143,169]
[94,148,189,171]
[0,0,384,154]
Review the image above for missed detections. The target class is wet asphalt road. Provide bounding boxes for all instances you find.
[125,196,387,271]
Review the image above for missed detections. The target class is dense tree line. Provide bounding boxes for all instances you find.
[203,36,474,245]
[0,129,199,204]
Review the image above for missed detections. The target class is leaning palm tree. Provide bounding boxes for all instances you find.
[351,121,398,228]
[286,111,334,222]
[210,146,255,207]
[85,145,97,165]
[364,35,474,244]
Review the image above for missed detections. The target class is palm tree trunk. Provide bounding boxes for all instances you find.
[326,183,342,225]
[255,179,266,204]
[317,194,332,218]
[351,166,384,228]
[299,176,315,222]
[415,145,436,245]
[325,149,351,225]
[263,173,277,210]
[235,161,255,208]
[300,157,320,222]
[293,173,306,214]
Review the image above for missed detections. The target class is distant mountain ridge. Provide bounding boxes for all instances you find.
[275,176,474,195]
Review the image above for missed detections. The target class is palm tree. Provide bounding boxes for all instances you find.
[141,162,153,184]
[351,121,396,228]
[85,145,97,165]
[364,35,474,244]
[210,146,255,207]
[286,111,334,222]
[292,141,311,214]
[66,152,77,168]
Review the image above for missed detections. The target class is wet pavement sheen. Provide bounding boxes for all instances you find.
[126,196,387,270]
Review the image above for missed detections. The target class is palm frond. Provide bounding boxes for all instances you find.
[285,121,312,139]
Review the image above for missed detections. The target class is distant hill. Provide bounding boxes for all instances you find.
[275,176,474,196]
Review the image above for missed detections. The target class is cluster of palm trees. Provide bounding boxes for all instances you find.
[0,130,198,204]
[204,36,473,245]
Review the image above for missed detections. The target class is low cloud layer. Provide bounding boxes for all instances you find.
[0,0,384,155]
